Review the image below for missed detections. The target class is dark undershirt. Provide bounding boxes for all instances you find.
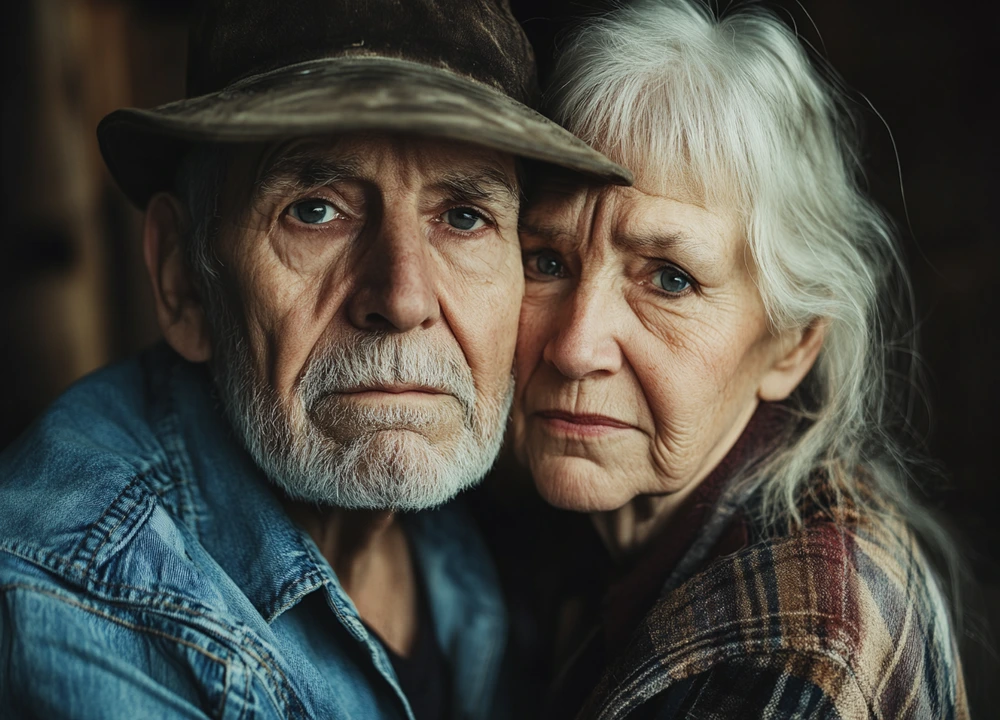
[363,565,451,720]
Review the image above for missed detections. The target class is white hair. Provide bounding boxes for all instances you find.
[548,0,957,565]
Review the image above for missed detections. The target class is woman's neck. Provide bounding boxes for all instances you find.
[591,400,785,561]
[590,480,704,560]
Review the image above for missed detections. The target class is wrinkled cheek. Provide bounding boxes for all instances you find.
[455,275,521,359]
[510,409,529,465]
[514,311,550,379]
[523,435,645,511]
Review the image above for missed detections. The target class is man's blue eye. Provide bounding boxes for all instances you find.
[443,208,485,231]
[290,200,337,224]
[653,267,692,294]
[535,254,565,277]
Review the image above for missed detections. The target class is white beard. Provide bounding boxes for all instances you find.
[212,330,512,511]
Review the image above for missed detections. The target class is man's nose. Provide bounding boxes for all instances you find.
[542,282,623,380]
[346,211,441,332]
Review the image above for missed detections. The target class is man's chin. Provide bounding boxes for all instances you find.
[311,417,466,449]
[262,428,481,511]
[308,402,463,444]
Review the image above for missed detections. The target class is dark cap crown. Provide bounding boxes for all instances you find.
[187,0,538,103]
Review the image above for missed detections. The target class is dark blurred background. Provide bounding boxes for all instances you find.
[1,0,996,711]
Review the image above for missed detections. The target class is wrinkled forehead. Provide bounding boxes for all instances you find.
[526,178,734,251]
[220,133,521,212]
[524,155,731,226]
[520,156,749,272]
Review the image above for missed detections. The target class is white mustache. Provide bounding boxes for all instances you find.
[300,334,477,421]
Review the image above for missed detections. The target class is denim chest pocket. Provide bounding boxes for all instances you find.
[2,578,300,719]
[4,497,308,718]
[98,506,312,718]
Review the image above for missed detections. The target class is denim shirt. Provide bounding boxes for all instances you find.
[0,344,508,719]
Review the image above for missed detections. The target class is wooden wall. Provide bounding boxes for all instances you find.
[1,0,184,443]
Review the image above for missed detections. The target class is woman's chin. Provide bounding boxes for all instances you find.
[531,464,634,514]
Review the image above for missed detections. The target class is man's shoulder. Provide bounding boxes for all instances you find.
[2,348,163,467]
[0,350,246,676]
[0,348,177,585]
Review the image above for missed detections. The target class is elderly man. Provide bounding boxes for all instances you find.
[0,0,628,717]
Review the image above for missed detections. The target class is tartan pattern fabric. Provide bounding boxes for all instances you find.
[577,488,969,719]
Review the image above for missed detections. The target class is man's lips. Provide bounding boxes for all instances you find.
[535,410,634,432]
[339,384,445,395]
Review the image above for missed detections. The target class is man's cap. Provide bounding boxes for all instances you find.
[97,0,632,208]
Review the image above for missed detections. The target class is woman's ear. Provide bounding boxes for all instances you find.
[143,192,212,363]
[757,320,828,402]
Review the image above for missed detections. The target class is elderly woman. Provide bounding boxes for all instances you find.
[511,0,968,717]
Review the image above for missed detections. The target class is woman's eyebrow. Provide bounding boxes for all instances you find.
[613,229,690,253]
[614,229,722,266]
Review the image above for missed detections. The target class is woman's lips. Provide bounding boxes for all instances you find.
[535,410,634,436]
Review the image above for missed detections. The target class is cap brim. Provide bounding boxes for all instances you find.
[98,56,632,208]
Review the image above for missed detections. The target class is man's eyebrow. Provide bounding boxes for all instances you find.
[433,167,520,211]
[253,150,362,202]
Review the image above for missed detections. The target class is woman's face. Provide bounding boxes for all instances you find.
[513,173,806,512]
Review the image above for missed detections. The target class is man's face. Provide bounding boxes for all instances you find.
[203,133,523,510]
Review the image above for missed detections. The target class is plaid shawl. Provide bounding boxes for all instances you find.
[576,484,969,720]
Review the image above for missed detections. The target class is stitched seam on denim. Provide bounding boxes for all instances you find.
[265,573,326,622]
[2,545,226,623]
[218,650,231,720]
[0,567,239,646]
[154,424,200,535]
[146,472,194,529]
[240,663,252,720]
[2,582,229,666]
[240,665,254,720]
[3,581,300,717]
[0,548,304,715]
[5,548,307,714]
[87,492,158,578]
[144,352,203,539]
[165,358,204,539]
[64,474,149,575]
[299,536,363,631]
[235,633,307,717]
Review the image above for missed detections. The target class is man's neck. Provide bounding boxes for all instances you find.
[285,503,419,657]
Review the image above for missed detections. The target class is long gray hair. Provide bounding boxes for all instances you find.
[548,0,960,586]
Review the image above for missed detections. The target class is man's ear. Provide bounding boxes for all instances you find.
[757,320,828,402]
[143,192,212,362]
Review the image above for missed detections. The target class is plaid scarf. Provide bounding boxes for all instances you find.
[574,452,969,719]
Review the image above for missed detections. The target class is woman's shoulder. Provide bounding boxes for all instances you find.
[580,492,968,719]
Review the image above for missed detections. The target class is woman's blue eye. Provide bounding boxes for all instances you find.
[534,254,565,277]
[653,267,692,294]
[443,208,485,231]
[289,200,338,224]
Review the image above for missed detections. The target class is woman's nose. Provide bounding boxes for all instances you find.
[346,212,441,332]
[542,285,623,380]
